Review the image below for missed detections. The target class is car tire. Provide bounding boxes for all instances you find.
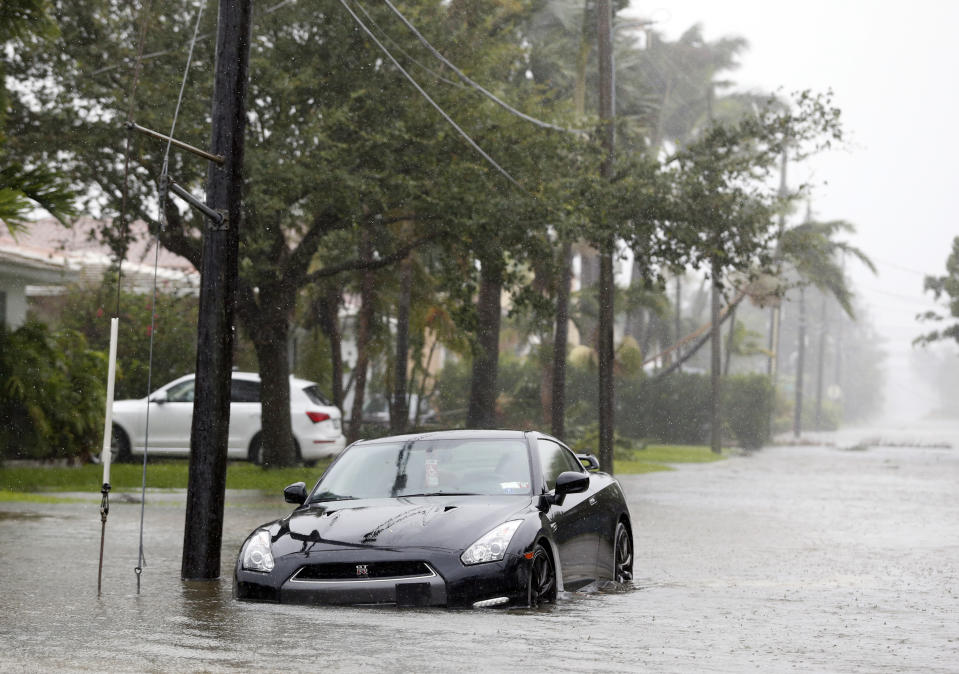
[111,425,132,464]
[248,434,264,465]
[613,520,633,584]
[527,543,557,608]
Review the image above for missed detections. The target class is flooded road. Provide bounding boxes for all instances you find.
[2,434,958,672]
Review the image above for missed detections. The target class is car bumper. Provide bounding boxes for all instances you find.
[234,547,529,608]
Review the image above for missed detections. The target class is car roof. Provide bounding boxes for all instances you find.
[229,371,317,386]
[354,429,533,446]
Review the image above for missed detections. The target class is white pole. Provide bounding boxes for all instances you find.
[98,316,119,596]
[100,317,119,487]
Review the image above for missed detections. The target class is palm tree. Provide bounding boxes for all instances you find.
[777,217,876,437]
[0,0,75,234]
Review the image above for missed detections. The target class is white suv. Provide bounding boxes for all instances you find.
[111,372,346,465]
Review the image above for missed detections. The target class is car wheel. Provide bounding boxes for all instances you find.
[613,520,633,584]
[248,434,264,465]
[111,425,132,464]
[527,544,557,608]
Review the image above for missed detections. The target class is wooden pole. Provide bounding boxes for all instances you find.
[181,0,253,581]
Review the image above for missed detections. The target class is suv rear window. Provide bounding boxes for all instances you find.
[302,384,331,406]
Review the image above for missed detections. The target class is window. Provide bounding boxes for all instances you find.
[537,439,584,491]
[302,384,330,406]
[165,379,195,403]
[231,379,261,403]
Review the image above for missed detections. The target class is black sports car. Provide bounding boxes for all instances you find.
[234,429,633,608]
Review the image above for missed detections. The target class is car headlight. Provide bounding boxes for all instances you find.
[241,529,275,572]
[461,520,522,565]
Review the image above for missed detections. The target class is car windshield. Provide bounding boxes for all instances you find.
[309,438,532,501]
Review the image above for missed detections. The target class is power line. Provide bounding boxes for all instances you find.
[350,1,465,89]
[376,0,584,135]
[336,0,525,191]
[869,256,933,277]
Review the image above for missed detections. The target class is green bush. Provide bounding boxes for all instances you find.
[46,280,201,400]
[722,374,774,449]
[618,372,712,444]
[0,322,105,461]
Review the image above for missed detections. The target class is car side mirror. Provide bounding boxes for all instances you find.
[538,471,590,511]
[577,453,600,472]
[555,471,589,495]
[283,482,307,505]
[149,390,168,405]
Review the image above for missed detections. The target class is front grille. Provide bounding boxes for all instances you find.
[291,561,435,582]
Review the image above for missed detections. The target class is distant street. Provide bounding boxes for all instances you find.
[1,422,958,672]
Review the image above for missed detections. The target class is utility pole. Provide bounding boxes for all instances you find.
[596,0,615,473]
[814,292,828,429]
[182,0,253,581]
[793,285,807,439]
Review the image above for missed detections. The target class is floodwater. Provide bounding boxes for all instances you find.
[2,427,959,672]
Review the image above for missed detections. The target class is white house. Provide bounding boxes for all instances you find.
[0,218,198,328]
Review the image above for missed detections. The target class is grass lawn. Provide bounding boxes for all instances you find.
[0,459,331,497]
[0,444,729,500]
[614,444,730,474]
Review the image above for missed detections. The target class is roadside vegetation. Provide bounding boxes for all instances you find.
[0,445,725,499]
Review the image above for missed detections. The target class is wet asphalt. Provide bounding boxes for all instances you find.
[1,426,958,672]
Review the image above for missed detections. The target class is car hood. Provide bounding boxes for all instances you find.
[275,496,533,553]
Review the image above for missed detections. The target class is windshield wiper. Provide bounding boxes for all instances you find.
[398,491,483,497]
[309,493,357,503]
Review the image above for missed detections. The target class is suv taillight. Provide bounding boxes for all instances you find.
[306,411,330,423]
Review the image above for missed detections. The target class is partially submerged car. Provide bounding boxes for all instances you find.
[111,372,345,465]
[234,429,633,608]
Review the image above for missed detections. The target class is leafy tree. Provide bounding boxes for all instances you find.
[916,236,959,346]
[13,0,589,465]
[666,91,844,451]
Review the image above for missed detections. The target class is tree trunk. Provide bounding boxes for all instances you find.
[317,283,344,413]
[674,272,682,372]
[573,0,591,119]
[724,305,737,376]
[467,259,503,429]
[793,286,807,438]
[391,255,413,434]
[348,230,375,443]
[251,304,296,467]
[551,240,572,439]
[814,292,828,430]
[710,259,722,454]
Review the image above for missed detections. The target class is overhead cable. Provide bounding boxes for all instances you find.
[337,0,524,191]
[377,0,584,135]
[351,1,464,89]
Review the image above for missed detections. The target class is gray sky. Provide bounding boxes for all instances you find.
[629,0,959,421]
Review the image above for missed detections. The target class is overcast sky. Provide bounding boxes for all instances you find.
[627,0,959,421]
